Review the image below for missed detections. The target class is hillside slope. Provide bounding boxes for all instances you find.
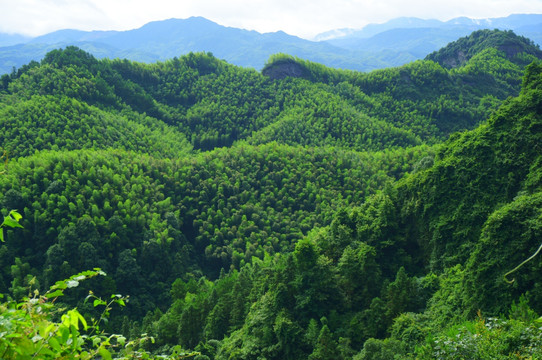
[165,60,542,360]
[3,31,538,154]
[426,29,542,68]
[258,32,540,141]
[0,30,541,358]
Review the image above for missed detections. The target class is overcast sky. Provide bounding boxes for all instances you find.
[1,0,542,39]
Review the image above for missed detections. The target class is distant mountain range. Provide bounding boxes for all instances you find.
[314,14,542,42]
[0,14,541,74]
[320,14,542,59]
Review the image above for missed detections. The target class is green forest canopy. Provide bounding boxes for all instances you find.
[0,29,541,359]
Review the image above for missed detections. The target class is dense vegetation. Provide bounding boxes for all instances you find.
[139,60,542,360]
[2,30,537,154]
[426,29,542,68]
[1,29,541,358]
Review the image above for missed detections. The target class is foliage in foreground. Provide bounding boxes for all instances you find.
[356,307,542,359]
[1,213,198,359]
[0,270,198,359]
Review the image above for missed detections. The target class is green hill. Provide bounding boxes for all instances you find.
[0,30,541,359]
[3,32,539,155]
[143,60,542,360]
[0,95,192,158]
[0,144,429,315]
[426,29,542,68]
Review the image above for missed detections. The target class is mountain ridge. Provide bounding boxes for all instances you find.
[1,23,542,358]
[0,14,541,74]
[319,13,542,41]
[425,29,542,68]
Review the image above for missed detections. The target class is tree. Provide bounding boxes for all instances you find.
[115,249,143,295]
[308,323,341,360]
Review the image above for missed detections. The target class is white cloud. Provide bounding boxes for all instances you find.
[1,0,542,38]
[0,0,108,35]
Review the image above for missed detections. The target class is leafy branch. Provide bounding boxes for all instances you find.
[0,209,22,242]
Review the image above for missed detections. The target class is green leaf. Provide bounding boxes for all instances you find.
[59,326,70,343]
[52,280,68,290]
[73,310,88,330]
[66,280,79,288]
[48,337,61,352]
[47,290,64,298]
[39,324,56,339]
[0,230,4,242]
[93,299,107,307]
[98,347,113,360]
[2,217,23,228]
[37,347,56,357]
[93,268,106,276]
[9,210,22,221]
[31,334,43,343]
[116,335,126,346]
[92,336,101,347]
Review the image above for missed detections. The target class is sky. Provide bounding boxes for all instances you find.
[1,0,542,39]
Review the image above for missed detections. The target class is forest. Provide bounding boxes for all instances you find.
[0,29,541,359]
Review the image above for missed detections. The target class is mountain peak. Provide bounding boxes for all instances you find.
[261,54,310,80]
[425,29,542,68]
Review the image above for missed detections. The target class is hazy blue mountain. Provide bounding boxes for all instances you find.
[28,29,114,44]
[0,43,62,74]
[329,26,479,57]
[326,17,446,41]
[478,13,542,28]
[1,14,541,75]
[1,17,387,73]
[0,33,31,47]
[516,23,542,45]
[323,14,542,51]
[0,41,156,74]
[322,14,542,41]
[313,18,446,41]
[313,28,357,42]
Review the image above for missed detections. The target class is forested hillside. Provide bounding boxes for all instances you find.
[2,29,537,154]
[0,29,541,359]
[140,60,542,360]
[426,29,542,68]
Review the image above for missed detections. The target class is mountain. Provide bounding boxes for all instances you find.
[322,14,542,42]
[5,29,536,155]
[210,59,542,360]
[323,14,542,60]
[426,29,542,68]
[0,33,31,47]
[0,17,376,74]
[329,27,475,59]
[312,28,358,42]
[320,17,447,41]
[1,14,541,75]
[0,29,542,358]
